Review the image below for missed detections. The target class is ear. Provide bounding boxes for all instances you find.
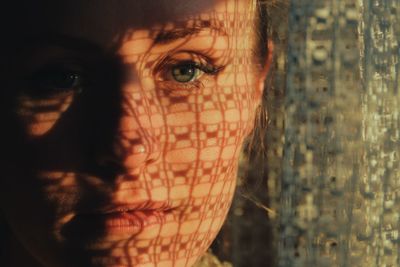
[254,40,274,103]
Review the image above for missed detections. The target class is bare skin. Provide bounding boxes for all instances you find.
[0,0,270,266]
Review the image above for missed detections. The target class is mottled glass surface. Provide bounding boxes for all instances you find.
[271,1,400,267]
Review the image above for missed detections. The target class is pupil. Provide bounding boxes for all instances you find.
[173,64,196,82]
[179,67,193,75]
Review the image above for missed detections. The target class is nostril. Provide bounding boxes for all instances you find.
[96,143,154,172]
[124,174,140,180]
[145,158,157,164]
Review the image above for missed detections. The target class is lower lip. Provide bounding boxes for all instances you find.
[64,210,168,238]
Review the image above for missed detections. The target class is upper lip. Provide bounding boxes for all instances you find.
[82,201,176,215]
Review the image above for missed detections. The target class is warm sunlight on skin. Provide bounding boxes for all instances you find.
[0,0,268,267]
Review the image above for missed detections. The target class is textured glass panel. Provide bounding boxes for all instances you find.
[272,1,400,267]
[357,0,400,266]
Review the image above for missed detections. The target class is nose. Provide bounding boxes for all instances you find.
[95,85,162,177]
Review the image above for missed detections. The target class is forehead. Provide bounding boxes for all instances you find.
[18,0,255,49]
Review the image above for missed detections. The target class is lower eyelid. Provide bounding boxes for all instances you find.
[156,80,204,91]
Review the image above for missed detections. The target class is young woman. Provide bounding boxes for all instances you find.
[0,0,276,266]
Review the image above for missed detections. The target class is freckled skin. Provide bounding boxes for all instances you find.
[0,0,267,266]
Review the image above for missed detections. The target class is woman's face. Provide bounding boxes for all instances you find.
[1,0,265,266]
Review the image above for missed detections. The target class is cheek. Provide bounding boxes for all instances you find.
[15,95,75,137]
[161,74,255,167]
[159,68,257,209]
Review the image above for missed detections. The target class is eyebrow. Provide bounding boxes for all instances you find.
[153,24,228,45]
[154,28,203,44]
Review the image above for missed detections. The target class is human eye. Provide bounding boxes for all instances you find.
[155,53,224,89]
[23,65,85,99]
[169,61,218,83]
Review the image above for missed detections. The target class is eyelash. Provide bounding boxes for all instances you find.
[157,59,223,89]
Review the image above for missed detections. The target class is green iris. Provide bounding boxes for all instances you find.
[171,64,201,83]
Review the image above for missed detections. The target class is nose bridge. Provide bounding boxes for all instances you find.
[112,82,161,170]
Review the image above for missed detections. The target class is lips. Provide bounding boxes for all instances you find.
[60,202,175,241]
[78,209,167,235]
